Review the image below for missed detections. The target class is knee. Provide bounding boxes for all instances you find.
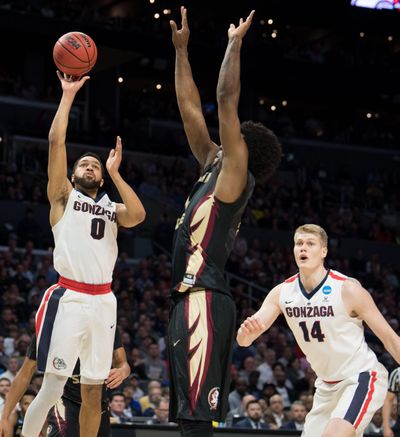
[81,385,102,408]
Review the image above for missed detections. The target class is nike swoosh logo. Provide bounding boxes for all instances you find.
[173,339,181,347]
[285,301,294,304]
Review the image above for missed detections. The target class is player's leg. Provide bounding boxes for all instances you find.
[322,418,356,437]
[80,382,103,437]
[46,397,80,437]
[79,292,116,437]
[328,365,388,436]
[22,373,68,437]
[97,406,111,437]
[168,291,236,437]
[301,380,337,437]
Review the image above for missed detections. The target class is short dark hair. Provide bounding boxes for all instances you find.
[110,392,125,402]
[22,388,37,397]
[72,152,104,177]
[241,121,282,183]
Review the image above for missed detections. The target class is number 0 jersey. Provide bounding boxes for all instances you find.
[279,269,378,381]
[52,189,118,284]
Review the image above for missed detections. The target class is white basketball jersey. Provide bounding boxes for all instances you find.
[52,189,118,284]
[279,269,378,381]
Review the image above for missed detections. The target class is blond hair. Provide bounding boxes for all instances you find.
[294,224,328,247]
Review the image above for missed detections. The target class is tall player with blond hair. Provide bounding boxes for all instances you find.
[238,224,400,436]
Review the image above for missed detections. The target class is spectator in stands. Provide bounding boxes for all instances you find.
[364,408,384,435]
[143,342,167,381]
[0,377,11,415]
[238,356,257,385]
[109,392,132,424]
[225,394,256,428]
[8,389,37,435]
[122,385,142,418]
[264,394,290,429]
[271,362,295,408]
[280,401,307,431]
[234,400,269,430]
[228,378,249,411]
[128,348,147,380]
[146,397,174,425]
[1,357,21,382]
[139,380,162,415]
[257,348,276,389]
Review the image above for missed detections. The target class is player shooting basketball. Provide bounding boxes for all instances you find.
[21,71,145,437]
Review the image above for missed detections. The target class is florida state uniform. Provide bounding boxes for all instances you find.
[169,157,255,422]
[36,189,117,382]
[279,269,388,436]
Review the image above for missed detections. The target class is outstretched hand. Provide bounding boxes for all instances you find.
[228,10,255,40]
[106,136,123,177]
[237,315,266,347]
[170,6,190,49]
[56,70,90,93]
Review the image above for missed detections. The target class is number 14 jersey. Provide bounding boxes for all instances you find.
[52,189,118,284]
[279,269,378,381]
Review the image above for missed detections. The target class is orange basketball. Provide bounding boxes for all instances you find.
[53,31,97,77]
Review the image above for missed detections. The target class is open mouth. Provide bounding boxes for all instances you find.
[300,255,308,261]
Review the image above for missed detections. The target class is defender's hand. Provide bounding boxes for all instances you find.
[170,6,190,50]
[228,10,255,40]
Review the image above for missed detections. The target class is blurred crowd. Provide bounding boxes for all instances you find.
[1,148,399,247]
[0,227,399,432]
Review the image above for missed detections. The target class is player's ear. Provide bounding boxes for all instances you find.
[322,246,328,258]
[71,173,75,183]
[100,178,104,187]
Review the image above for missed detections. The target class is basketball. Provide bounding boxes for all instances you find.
[53,31,97,77]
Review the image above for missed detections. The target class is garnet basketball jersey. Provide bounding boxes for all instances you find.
[279,269,378,381]
[52,189,118,283]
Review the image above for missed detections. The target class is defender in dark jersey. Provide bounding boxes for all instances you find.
[0,330,129,437]
[169,8,282,437]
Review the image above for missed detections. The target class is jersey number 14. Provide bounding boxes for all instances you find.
[299,321,325,342]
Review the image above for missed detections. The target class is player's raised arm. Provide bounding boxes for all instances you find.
[47,73,89,218]
[237,284,282,347]
[215,10,255,203]
[107,136,146,228]
[170,6,219,168]
[343,278,400,364]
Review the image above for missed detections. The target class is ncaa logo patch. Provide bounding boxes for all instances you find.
[53,357,67,370]
[208,387,220,410]
[322,285,332,295]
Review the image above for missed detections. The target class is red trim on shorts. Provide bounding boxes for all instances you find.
[323,379,343,384]
[58,276,112,294]
[354,371,377,429]
[329,271,346,281]
[36,284,59,338]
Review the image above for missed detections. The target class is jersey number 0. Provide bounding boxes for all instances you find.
[91,218,105,240]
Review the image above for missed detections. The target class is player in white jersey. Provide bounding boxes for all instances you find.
[22,71,146,437]
[237,224,400,437]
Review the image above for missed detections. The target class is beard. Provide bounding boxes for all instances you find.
[73,174,102,190]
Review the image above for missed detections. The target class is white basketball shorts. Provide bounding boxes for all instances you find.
[35,276,117,382]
